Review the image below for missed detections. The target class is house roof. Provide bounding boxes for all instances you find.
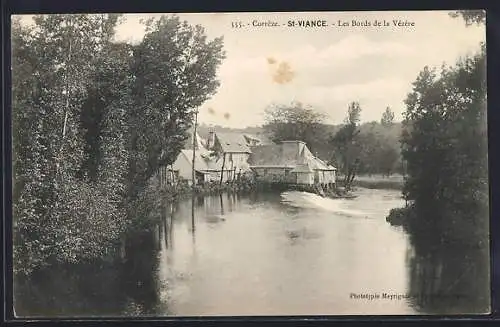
[184,130,209,153]
[249,142,336,171]
[248,144,295,167]
[327,165,337,171]
[180,149,210,172]
[215,132,252,153]
[299,144,337,170]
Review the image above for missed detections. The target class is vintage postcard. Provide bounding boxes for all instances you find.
[11,10,488,317]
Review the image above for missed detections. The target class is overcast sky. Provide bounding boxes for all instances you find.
[19,11,485,128]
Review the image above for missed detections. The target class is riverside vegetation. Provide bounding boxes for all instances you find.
[386,12,488,252]
[12,14,225,276]
[12,11,487,283]
[11,14,402,278]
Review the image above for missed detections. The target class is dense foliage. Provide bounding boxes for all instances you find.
[400,46,487,247]
[329,102,362,189]
[263,102,329,155]
[449,10,486,26]
[381,106,395,126]
[261,101,402,180]
[12,14,225,275]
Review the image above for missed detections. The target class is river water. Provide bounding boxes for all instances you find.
[14,188,490,317]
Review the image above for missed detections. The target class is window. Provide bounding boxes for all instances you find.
[263,169,268,175]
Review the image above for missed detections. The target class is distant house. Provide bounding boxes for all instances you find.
[184,130,210,156]
[206,130,253,180]
[158,129,323,187]
[158,149,235,186]
[159,127,247,185]
[172,150,211,185]
[248,140,336,186]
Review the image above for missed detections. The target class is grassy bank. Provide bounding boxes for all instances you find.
[337,174,404,190]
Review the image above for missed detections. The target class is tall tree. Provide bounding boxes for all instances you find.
[381,106,395,127]
[128,15,225,199]
[12,14,129,274]
[12,14,226,276]
[377,142,399,177]
[401,47,487,246]
[329,101,362,190]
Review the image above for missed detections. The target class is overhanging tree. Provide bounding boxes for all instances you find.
[12,14,226,275]
[128,16,225,199]
[401,21,486,246]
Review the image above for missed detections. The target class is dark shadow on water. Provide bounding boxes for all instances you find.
[14,261,129,317]
[388,201,490,314]
[406,240,490,314]
[121,229,163,316]
[14,227,169,317]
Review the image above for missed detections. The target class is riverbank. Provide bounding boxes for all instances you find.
[386,206,413,228]
[162,178,256,201]
[16,187,419,317]
[337,174,404,191]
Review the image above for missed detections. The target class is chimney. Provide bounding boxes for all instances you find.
[281,140,304,160]
[207,127,215,150]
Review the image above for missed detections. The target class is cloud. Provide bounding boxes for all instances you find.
[217,34,416,90]
[201,35,417,127]
[297,78,412,123]
[302,77,410,104]
[296,34,414,65]
[13,12,485,130]
[221,34,415,76]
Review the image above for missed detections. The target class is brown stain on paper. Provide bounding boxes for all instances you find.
[267,57,295,85]
[205,106,230,121]
[267,57,277,65]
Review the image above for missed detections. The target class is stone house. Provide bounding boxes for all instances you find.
[205,130,253,180]
[248,140,336,186]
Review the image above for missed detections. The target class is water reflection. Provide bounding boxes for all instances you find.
[406,242,490,314]
[14,226,166,317]
[15,261,128,317]
[121,229,163,316]
[154,190,414,315]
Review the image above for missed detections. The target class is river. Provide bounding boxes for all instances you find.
[14,188,490,317]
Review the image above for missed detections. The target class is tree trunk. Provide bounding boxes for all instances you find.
[61,29,73,140]
[191,110,198,191]
[57,18,74,177]
[343,157,349,188]
[171,164,175,185]
[219,153,226,186]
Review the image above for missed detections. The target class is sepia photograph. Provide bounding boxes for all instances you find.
[11,10,488,317]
